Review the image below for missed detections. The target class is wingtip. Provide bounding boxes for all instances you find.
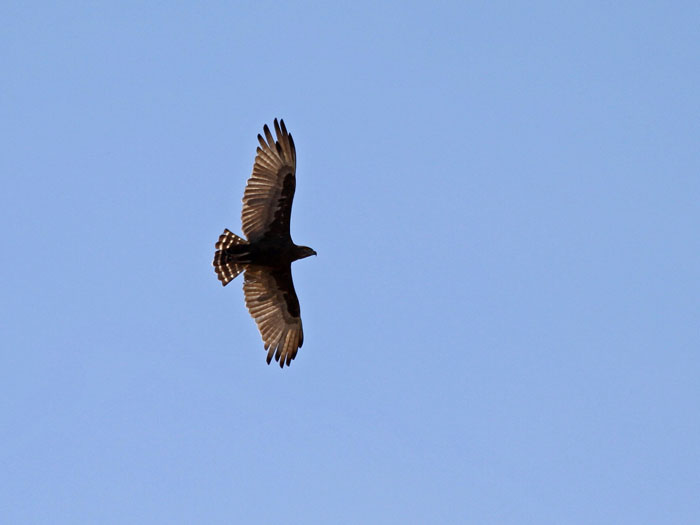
[273,118,282,139]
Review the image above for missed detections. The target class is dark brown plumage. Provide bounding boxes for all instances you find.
[213,119,315,367]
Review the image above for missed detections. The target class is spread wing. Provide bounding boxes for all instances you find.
[243,266,304,368]
[241,119,297,242]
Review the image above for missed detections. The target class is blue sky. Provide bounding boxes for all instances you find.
[2,2,699,523]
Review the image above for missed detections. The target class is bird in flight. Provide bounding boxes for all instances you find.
[213,119,316,368]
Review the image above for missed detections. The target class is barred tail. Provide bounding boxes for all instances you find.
[213,229,248,286]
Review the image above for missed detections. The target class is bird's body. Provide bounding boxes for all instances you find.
[213,119,315,368]
[224,237,314,267]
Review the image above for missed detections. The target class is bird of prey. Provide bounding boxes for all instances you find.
[213,119,316,368]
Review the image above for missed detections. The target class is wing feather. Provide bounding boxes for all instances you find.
[240,120,296,240]
[243,267,304,368]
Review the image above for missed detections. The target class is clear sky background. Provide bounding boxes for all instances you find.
[2,2,698,523]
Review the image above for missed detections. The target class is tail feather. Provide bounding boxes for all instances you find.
[213,229,247,286]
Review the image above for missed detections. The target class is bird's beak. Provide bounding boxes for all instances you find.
[312,250,317,256]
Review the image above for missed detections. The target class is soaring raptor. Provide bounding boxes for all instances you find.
[213,119,315,368]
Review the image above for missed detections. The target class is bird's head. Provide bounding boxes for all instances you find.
[296,246,317,259]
